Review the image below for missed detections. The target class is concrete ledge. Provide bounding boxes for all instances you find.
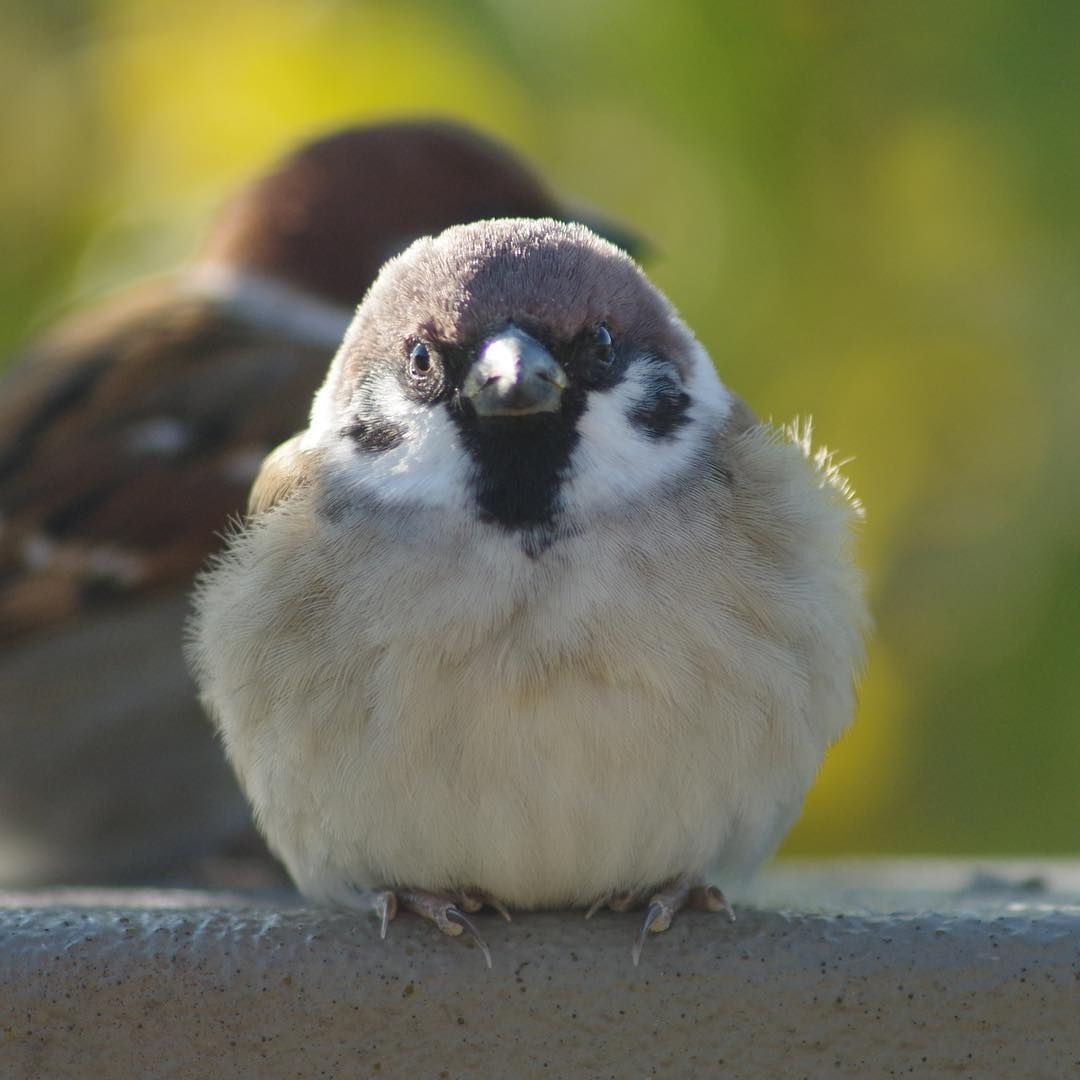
[2,861,1079,1078]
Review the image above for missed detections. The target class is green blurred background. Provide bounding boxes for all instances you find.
[2,0,1077,855]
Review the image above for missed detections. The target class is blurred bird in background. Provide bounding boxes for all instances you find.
[0,119,634,888]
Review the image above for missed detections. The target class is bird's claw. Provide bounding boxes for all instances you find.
[457,890,512,923]
[631,886,684,966]
[632,900,669,966]
[482,894,513,923]
[372,887,500,967]
[689,883,735,921]
[584,895,607,920]
[371,889,397,940]
[585,890,638,919]
[626,880,735,966]
[443,906,493,969]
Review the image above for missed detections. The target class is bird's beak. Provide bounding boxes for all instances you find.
[463,328,567,417]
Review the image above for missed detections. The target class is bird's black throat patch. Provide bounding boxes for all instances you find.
[449,390,586,534]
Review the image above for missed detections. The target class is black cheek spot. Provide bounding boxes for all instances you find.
[340,418,407,453]
[628,386,692,440]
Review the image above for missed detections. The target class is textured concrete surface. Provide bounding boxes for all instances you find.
[1,860,1078,1078]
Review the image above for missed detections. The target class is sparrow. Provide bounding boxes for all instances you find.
[0,120,628,888]
[189,218,868,965]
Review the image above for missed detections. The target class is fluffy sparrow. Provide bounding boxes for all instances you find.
[189,218,868,963]
[0,121,621,887]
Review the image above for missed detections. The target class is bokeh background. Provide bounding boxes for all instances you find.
[2,0,1077,856]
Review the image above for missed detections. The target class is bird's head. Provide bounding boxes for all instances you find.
[305,218,732,550]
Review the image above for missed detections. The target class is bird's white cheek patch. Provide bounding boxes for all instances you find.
[314,373,473,513]
[361,408,472,510]
[563,346,731,515]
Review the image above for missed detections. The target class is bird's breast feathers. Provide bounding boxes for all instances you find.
[191,414,864,908]
[189,218,866,912]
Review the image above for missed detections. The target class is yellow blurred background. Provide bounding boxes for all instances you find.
[2,0,1077,855]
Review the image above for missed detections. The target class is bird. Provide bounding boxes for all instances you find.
[188,217,868,964]
[0,120,633,889]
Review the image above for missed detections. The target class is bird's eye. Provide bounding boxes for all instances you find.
[408,342,432,377]
[594,323,614,362]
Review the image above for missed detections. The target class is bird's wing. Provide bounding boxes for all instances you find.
[707,393,866,698]
[0,280,338,641]
[247,434,320,517]
[707,392,864,547]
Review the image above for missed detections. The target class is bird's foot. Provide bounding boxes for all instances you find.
[370,887,511,968]
[585,879,735,965]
